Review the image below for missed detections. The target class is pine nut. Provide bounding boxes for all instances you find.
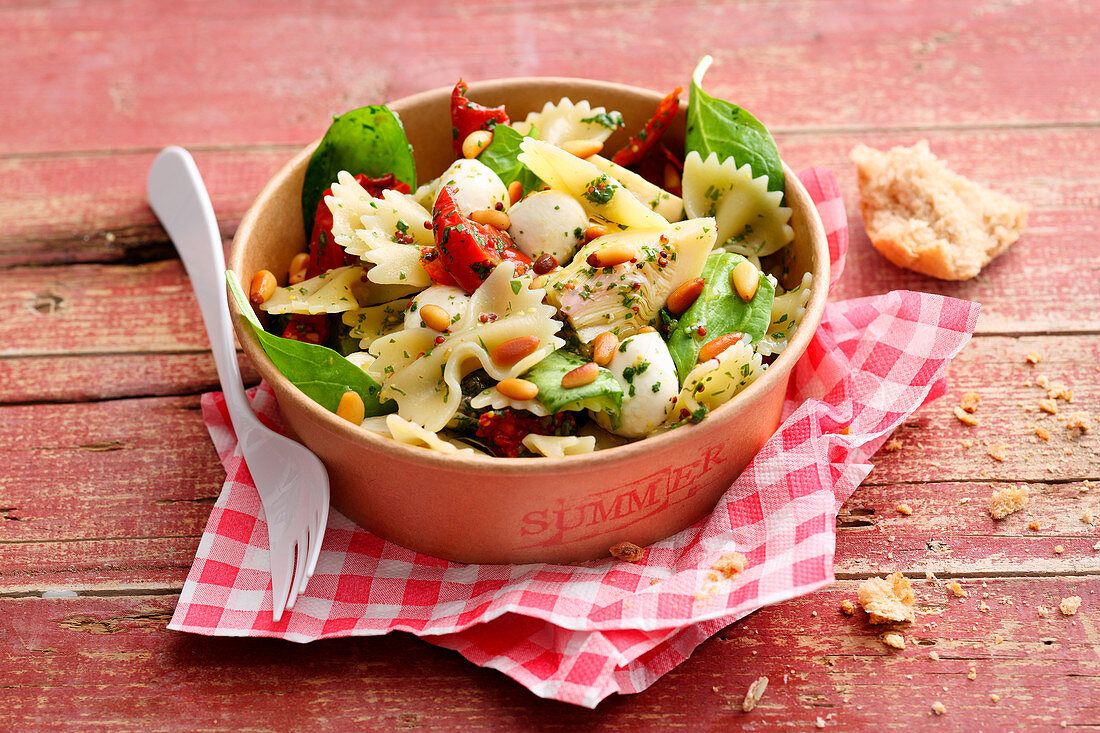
[584,225,609,243]
[336,390,365,424]
[586,242,635,268]
[591,332,618,366]
[663,162,682,194]
[469,208,511,230]
[637,326,657,334]
[666,277,706,315]
[249,270,277,305]
[462,130,493,159]
[419,304,451,332]
[507,180,524,205]
[287,252,310,285]
[527,275,545,291]
[491,335,540,366]
[561,139,604,159]
[698,332,743,363]
[731,260,760,301]
[561,361,599,389]
[496,378,539,401]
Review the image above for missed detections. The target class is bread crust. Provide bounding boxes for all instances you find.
[850,141,1028,280]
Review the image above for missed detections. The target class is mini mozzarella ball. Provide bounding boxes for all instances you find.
[431,158,509,215]
[593,331,679,438]
[405,285,471,330]
[507,190,588,263]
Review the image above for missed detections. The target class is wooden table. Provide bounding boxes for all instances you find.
[3,1,1097,728]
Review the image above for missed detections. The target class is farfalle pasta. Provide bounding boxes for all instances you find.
[243,60,813,457]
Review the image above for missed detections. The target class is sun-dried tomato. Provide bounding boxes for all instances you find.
[450,79,510,157]
[611,86,683,167]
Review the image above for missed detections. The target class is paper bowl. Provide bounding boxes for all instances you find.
[227,78,829,564]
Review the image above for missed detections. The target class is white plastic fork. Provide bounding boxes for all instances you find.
[147,146,329,622]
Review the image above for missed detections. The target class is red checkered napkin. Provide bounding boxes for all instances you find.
[169,170,980,708]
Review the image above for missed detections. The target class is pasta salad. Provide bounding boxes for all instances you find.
[232,57,812,458]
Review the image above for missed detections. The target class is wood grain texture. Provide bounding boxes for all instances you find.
[2,579,1096,729]
[2,0,1098,724]
[0,0,1097,156]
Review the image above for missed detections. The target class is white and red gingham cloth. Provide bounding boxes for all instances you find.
[169,169,980,708]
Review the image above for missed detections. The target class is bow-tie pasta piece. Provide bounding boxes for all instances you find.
[681,151,793,258]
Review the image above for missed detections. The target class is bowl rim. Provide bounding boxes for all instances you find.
[228,76,830,472]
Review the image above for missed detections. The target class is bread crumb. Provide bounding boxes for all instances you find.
[841,599,856,616]
[742,676,768,712]
[1066,412,1093,432]
[979,601,990,613]
[896,503,914,516]
[1034,426,1051,441]
[959,392,981,413]
[816,718,826,729]
[1039,399,1058,415]
[1037,606,1050,618]
[946,581,967,598]
[959,497,971,504]
[954,406,980,426]
[884,438,904,452]
[988,485,1028,519]
[1025,351,1042,365]
[709,552,747,581]
[990,694,1000,703]
[931,701,947,716]
[1048,383,1074,402]
[967,667,977,680]
[858,572,916,623]
[960,438,974,448]
[1028,520,1041,531]
[1081,511,1094,525]
[849,141,1028,280]
[610,541,644,562]
[882,632,906,649]
[1093,540,1100,551]
[1054,545,1065,554]
[987,443,1007,461]
[1059,596,1081,616]
[994,634,1004,644]
[928,650,940,661]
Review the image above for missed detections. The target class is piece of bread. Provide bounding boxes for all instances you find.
[850,140,1028,280]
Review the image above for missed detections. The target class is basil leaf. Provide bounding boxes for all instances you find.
[522,347,622,428]
[301,105,417,236]
[667,252,775,380]
[477,124,544,196]
[685,56,784,196]
[227,272,394,416]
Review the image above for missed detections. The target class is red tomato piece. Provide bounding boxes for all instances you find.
[419,247,457,286]
[450,78,510,157]
[281,314,331,345]
[431,185,530,293]
[476,409,578,458]
[611,86,683,167]
[306,173,411,278]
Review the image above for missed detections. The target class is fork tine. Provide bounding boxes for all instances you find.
[269,543,294,623]
[304,502,327,581]
[285,525,310,610]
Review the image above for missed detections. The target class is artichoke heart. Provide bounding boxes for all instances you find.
[543,218,716,342]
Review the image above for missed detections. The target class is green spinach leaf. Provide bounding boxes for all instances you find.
[301,105,417,236]
[477,124,544,196]
[667,251,775,380]
[685,56,784,195]
[227,272,394,416]
[522,347,622,428]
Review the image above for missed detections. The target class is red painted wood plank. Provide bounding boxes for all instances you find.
[1,579,1096,727]
[0,148,291,268]
[1,1,1097,156]
[0,352,258,405]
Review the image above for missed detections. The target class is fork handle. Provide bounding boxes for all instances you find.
[147,147,257,426]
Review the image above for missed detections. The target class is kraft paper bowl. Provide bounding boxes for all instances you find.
[228,78,829,564]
